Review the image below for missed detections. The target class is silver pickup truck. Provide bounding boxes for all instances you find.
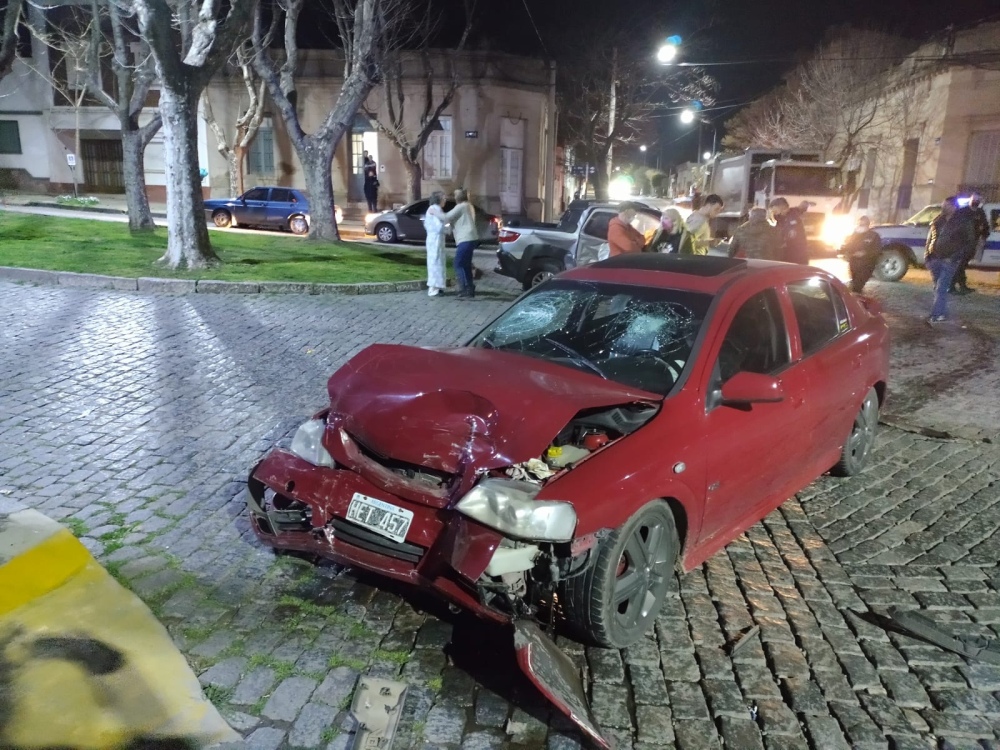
[495,199,667,289]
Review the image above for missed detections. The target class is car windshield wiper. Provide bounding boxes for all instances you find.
[542,336,607,379]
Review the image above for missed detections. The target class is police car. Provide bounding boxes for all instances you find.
[871,201,1000,282]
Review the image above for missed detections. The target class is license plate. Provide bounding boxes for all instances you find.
[345,493,413,544]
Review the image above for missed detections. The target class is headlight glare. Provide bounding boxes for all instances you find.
[289,419,335,468]
[456,479,576,541]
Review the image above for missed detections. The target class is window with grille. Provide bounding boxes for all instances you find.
[0,121,21,154]
[247,120,274,175]
[424,116,453,179]
[351,133,365,174]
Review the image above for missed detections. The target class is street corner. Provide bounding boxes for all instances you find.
[0,497,239,749]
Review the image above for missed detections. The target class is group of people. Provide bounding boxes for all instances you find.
[423,189,480,299]
[922,194,990,323]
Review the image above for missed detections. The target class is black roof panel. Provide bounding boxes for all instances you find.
[593,253,748,277]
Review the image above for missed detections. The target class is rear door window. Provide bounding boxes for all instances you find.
[270,188,292,203]
[582,211,614,240]
[788,279,846,355]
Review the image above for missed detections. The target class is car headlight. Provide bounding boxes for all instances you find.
[289,419,335,468]
[821,214,855,249]
[456,478,576,541]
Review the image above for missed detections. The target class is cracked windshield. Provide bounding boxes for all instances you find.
[470,280,711,395]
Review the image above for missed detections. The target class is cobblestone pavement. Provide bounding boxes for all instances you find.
[2,264,1000,750]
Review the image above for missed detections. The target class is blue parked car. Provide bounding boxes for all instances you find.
[204,186,343,236]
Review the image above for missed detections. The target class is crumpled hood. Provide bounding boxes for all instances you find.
[327,344,659,474]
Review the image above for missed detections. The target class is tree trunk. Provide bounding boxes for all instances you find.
[300,139,339,241]
[225,150,239,197]
[403,154,422,203]
[121,128,156,233]
[234,144,247,195]
[158,82,217,268]
[592,169,609,201]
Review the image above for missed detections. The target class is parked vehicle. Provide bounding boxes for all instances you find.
[870,202,1000,282]
[495,199,664,289]
[364,199,500,245]
[707,148,852,253]
[204,187,343,235]
[247,254,889,747]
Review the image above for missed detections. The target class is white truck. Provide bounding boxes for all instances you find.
[707,149,853,253]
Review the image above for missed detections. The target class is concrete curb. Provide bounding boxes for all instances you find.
[24,200,168,219]
[0,266,425,296]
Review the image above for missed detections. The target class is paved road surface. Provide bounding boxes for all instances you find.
[1,263,999,749]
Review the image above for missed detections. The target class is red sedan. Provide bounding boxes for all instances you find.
[248,255,888,737]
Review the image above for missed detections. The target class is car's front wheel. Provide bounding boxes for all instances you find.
[212,209,233,228]
[522,260,562,290]
[831,387,879,476]
[873,246,909,282]
[561,501,679,648]
[289,215,309,235]
[375,223,398,243]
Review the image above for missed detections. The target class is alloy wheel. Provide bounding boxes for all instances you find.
[612,520,673,631]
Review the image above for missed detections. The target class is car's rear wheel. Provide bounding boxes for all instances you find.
[831,387,879,477]
[289,215,309,235]
[522,260,562,290]
[375,223,398,243]
[873,246,909,282]
[561,501,678,648]
[212,209,233,228]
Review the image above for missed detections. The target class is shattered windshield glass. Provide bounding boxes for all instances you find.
[469,280,712,395]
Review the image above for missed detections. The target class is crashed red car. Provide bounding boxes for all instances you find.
[248,255,888,741]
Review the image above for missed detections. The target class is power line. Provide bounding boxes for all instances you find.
[519,0,549,59]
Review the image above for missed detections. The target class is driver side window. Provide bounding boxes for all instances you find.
[717,290,790,384]
[244,188,268,201]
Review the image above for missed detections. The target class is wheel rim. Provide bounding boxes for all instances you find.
[377,225,394,242]
[213,212,229,227]
[612,520,672,630]
[290,217,308,234]
[847,395,878,463]
[880,255,903,278]
[530,269,554,287]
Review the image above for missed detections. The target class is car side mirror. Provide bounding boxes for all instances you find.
[720,371,784,406]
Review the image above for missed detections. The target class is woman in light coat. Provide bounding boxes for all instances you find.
[423,191,447,297]
[443,188,479,299]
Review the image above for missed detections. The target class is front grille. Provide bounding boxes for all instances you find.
[348,432,455,491]
[331,518,426,564]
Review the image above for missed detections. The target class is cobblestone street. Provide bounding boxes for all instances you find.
[2,265,1000,750]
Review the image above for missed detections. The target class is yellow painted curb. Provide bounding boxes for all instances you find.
[0,504,239,748]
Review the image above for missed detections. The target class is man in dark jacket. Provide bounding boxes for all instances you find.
[769,197,809,264]
[728,207,781,260]
[842,216,882,294]
[950,194,991,295]
[925,196,976,323]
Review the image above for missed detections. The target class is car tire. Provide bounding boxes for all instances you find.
[289,215,309,236]
[375,223,398,243]
[873,246,909,282]
[212,210,233,228]
[560,500,679,648]
[522,260,562,290]
[831,387,879,477]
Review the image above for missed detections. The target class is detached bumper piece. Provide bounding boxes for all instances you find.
[329,518,426,564]
[246,476,311,536]
[514,620,613,750]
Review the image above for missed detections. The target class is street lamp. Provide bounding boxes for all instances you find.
[657,44,678,64]
[679,109,696,124]
[640,144,648,168]
[703,151,712,162]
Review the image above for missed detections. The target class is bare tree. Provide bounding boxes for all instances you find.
[557,18,716,200]
[362,0,475,203]
[0,0,23,81]
[80,0,162,232]
[202,39,271,197]
[252,0,404,242]
[130,0,254,269]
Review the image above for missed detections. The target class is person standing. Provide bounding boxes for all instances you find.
[684,194,724,255]
[607,202,646,257]
[842,216,883,294]
[769,197,809,264]
[925,196,976,323]
[444,189,479,299]
[423,191,447,297]
[950,194,990,295]
[728,207,780,260]
[652,208,693,254]
[362,151,379,212]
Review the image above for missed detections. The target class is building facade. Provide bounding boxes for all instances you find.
[847,22,1000,222]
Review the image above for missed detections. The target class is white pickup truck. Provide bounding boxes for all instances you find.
[495,199,675,289]
[871,203,1000,281]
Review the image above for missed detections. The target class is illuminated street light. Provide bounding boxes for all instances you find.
[703,151,712,161]
[639,145,647,152]
[680,109,696,124]
[657,44,678,64]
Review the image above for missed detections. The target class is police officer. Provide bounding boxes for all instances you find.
[842,216,882,294]
[769,197,809,264]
